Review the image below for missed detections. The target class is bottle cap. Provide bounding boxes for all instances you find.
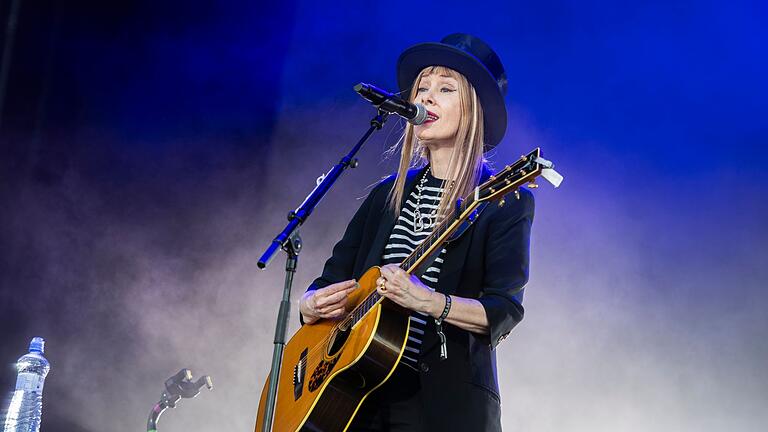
[29,337,45,354]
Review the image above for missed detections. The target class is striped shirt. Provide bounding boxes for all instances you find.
[381,170,447,370]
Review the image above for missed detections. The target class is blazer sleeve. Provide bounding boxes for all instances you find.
[299,185,380,324]
[476,188,535,348]
[309,190,374,290]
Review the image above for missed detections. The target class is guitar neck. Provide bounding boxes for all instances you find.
[344,204,477,328]
[345,147,549,328]
[399,148,544,275]
[398,202,479,275]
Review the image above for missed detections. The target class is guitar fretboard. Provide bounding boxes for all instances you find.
[397,207,457,273]
[342,148,544,330]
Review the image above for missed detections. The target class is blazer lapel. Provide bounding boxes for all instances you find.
[435,165,493,295]
[361,166,428,271]
[364,164,492,281]
[422,165,494,355]
[436,236,471,295]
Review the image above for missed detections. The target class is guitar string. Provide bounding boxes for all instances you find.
[295,163,538,391]
[295,180,482,367]
[297,185,486,368]
[336,160,531,331]
[295,208,458,369]
[294,164,531,371]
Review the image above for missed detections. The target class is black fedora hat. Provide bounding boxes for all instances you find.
[396,33,508,150]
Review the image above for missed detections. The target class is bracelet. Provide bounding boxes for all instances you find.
[436,294,451,324]
[435,294,452,361]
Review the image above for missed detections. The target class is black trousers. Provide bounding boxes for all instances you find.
[347,364,424,432]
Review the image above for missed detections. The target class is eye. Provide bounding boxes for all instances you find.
[441,87,456,93]
[417,87,429,93]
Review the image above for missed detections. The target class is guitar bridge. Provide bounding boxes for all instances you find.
[293,348,308,400]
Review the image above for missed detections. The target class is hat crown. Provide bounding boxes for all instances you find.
[440,33,508,97]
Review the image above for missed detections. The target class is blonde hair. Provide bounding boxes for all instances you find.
[386,66,486,219]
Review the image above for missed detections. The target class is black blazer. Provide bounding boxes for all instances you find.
[305,165,535,431]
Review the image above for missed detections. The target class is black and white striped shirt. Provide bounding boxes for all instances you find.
[381,170,447,370]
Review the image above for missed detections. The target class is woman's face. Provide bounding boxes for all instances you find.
[413,70,462,147]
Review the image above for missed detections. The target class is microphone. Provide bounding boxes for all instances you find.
[354,83,437,125]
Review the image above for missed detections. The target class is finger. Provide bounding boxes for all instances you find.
[307,291,319,310]
[318,292,354,311]
[319,305,346,318]
[391,267,407,282]
[377,283,396,297]
[383,275,401,289]
[382,265,406,282]
[379,266,395,280]
[317,302,343,314]
[317,281,356,300]
[321,279,358,295]
[316,289,352,309]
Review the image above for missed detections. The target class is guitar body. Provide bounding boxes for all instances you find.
[255,266,411,432]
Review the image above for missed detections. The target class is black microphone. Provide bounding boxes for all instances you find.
[354,83,437,125]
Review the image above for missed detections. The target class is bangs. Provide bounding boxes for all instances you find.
[418,65,462,80]
[410,66,469,102]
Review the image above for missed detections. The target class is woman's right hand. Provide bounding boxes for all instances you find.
[299,279,358,325]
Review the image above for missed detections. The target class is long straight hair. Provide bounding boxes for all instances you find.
[386,66,486,220]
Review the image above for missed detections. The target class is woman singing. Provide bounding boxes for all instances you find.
[298,33,534,432]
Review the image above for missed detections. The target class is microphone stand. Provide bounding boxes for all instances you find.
[257,109,389,432]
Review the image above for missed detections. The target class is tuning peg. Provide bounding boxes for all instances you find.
[527,181,539,188]
[514,190,520,200]
[498,198,505,207]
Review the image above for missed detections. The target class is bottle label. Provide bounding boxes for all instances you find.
[15,372,44,393]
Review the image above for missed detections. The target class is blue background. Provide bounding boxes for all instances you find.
[0,0,765,430]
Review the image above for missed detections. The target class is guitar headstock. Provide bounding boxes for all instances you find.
[474,148,557,203]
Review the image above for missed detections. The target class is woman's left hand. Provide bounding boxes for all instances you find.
[377,264,439,316]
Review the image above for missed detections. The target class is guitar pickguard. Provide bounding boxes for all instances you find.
[307,355,340,392]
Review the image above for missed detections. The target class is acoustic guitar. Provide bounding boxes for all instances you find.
[255,148,560,432]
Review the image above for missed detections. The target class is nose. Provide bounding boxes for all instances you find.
[418,89,435,106]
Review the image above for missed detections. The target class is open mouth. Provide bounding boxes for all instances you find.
[425,111,439,123]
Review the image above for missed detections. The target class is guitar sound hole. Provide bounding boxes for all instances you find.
[327,327,351,357]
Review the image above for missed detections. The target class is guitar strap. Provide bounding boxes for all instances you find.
[411,201,489,279]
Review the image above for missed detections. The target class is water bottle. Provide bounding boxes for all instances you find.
[3,337,50,432]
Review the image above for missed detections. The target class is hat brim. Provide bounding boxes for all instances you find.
[397,42,507,150]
